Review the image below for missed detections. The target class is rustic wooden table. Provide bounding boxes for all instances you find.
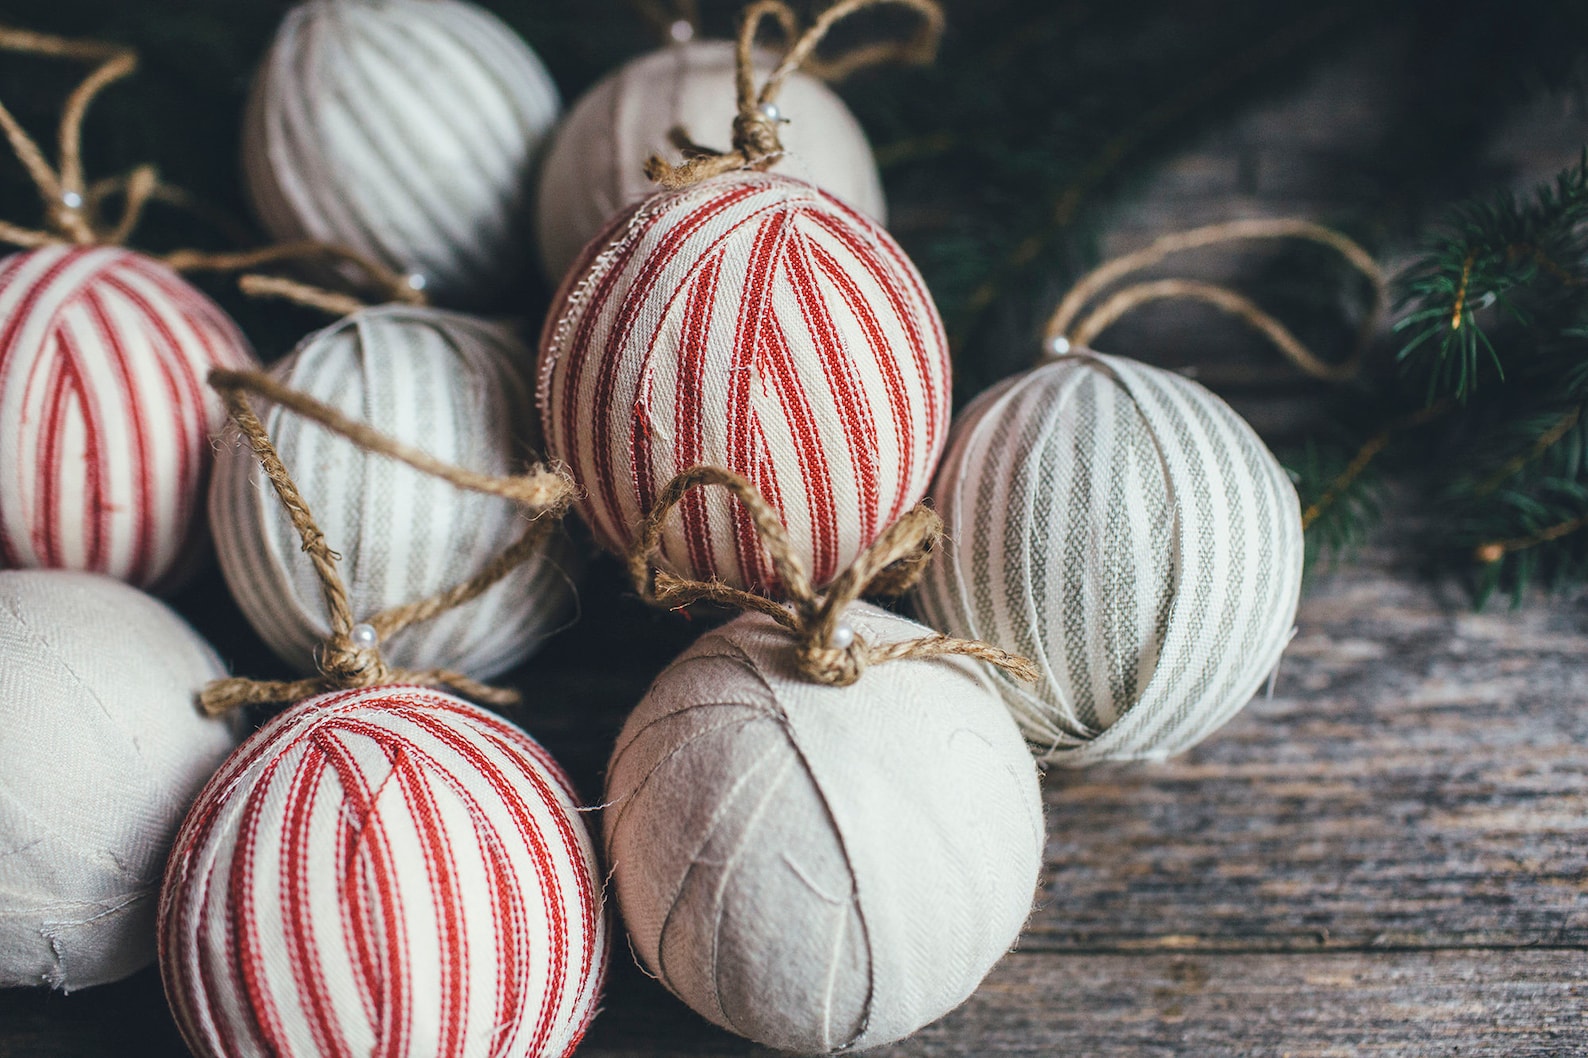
[4,29,1587,1058]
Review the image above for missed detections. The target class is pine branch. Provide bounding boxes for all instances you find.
[1394,151,1588,404]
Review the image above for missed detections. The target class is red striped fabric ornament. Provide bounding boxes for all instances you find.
[0,245,257,591]
[158,685,608,1058]
[537,170,950,595]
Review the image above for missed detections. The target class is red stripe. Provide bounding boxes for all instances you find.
[280,743,351,1058]
[569,186,764,550]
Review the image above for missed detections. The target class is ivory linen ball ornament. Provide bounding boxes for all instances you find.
[243,0,561,301]
[534,39,887,282]
[0,570,239,991]
[159,686,608,1058]
[604,601,1043,1052]
[915,351,1305,764]
[538,169,950,595]
[210,305,576,681]
[0,245,257,590]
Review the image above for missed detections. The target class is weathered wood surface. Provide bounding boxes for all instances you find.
[6,20,1588,1058]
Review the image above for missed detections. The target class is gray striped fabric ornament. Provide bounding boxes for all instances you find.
[915,351,1304,765]
[243,0,560,302]
[533,40,886,284]
[605,602,1042,1053]
[209,306,576,682]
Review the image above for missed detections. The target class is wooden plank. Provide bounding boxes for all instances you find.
[10,948,1582,1058]
[1024,550,1588,955]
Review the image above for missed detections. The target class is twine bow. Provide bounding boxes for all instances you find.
[644,0,944,189]
[628,466,1037,688]
[1044,218,1387,383]
[199,369,576,715]
[0,27,156,249]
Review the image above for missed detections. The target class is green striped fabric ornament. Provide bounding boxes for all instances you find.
[915,351,1304,764]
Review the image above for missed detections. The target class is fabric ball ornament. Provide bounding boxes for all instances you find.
[604,602,1042,1053]
[210,305,575,681]
[243,0,560,301]
[159,685,608,1058]
[0,569,238,991]
[0,245,257,591]
[915,351,1305,764]
[534,39,886,283]
[538,169,948,596]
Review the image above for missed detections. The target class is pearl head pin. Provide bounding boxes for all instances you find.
[405,273,427,292]
[669,19,694,43]
[61,191,83,209]
[349,623,378,649]
[829,622,856,650]
[758,102,785,124]
[1047,334,1072,356]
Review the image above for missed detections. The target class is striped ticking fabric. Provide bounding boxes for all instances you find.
[915,352,1304,765]
[534,39,886,284]
[537,170,950,595]
[243,0,560,302]
[210,306,576,681]
[0,245,257,592]
[158,686,608,1058]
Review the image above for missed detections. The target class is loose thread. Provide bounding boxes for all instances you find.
[1042,218,1386,384]
[199,370,577,715]
[643,0,943,189]
[627,465,1038,688]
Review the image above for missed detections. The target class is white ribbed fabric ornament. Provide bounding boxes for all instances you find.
[534,39,886,283]
[604,602,1043,1053]
[159,685,608,1058]
[243,0,561,302]
[0,570,238,991]
[210,305,575,680]
[538,169,949,596]
[915,350,1305,764]
[0,245,257,591]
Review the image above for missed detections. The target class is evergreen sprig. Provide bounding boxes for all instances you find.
[1307,156,1588,602]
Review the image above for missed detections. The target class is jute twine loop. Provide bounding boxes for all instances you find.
[644,0,945,189]
[1043,218,1387,382]
[165,240,430,316]
[200,368,577,715]
[628,465,1038,688]
[0,26,144,248]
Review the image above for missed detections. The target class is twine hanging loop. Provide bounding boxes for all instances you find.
[1043,218,1387,382]
[200,369,576,715]
[645,0,945,189]
[628,465,1037,687]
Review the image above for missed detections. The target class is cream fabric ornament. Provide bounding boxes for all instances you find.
[915,351,1305,764]
[159,686,609,1058]
[243,0,561,301]
[210,305,575,681]
[604,601,1043,1053]
[0,570,238,991]
[534,39,886,283]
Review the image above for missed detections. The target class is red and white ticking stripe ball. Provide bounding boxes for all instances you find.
[537,170,950,595]
[0,245,256,591]
[159,686,608,1058]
